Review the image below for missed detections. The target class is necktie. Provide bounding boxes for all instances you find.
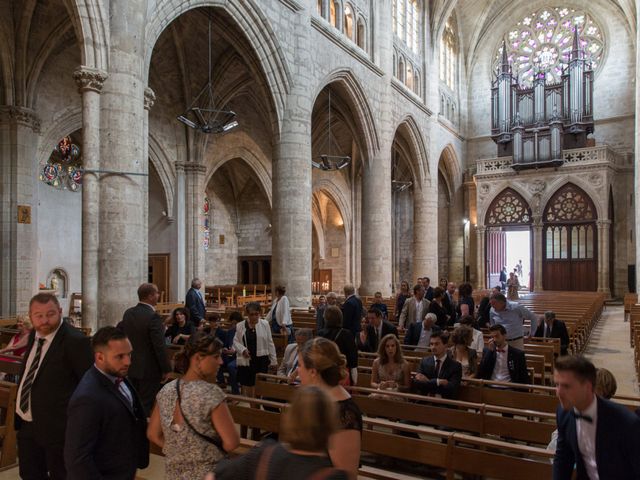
[115,377,133,407]
[545,326,551,338]
[573,412,593,423]
[20,338,46,413]
[435,358,441,378]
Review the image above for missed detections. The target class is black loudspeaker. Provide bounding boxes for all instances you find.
[628,265,636,293]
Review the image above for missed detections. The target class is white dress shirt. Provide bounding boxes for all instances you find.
[16,321,64,421]
[95,365,133,407]
[415,298,425,324]
[490,344,511,382]
[575,396,599,480]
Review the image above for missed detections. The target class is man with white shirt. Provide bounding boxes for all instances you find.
[489,293,539,350]
[185,278,206,325]
[477,324,529,385]
[412,331,462,399]
[403,313,441,348]
[117,283,171,415]
[553,356,640,480]
[16,293,92,479]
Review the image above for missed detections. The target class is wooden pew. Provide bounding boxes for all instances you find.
[0,382,18,467]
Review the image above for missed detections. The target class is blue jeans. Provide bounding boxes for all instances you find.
[217,356,239,394]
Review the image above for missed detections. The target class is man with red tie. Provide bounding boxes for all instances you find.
[412,331,462,399]
[477,324,530,385]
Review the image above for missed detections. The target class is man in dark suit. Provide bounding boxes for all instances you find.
[118,283,171,415]
[341,284,363,336]
[412,331,461,399]
[422,277,435,301]
[16,293,93,479]
[553,356,640,480]
[64,327,149,479]
[357,308,398,352]
[403,313,441,347]
[533,311,570,356]
[442,282,457,325]
[185,277,206,325]
[477,324,530,384]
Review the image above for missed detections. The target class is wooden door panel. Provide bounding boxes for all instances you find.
[148,254,170,302]
[543,261,571,291]
[570,261,597,291]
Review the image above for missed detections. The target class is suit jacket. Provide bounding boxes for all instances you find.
[477,296,491,329]
[277,343,299,377]
[117,303,170,380]
[398,297,431,329]
[185,287,206,323]
[64,366,149,479]
[341,295,363,335]
[357,320,398,353]
[443,292,457,324]
[16,322,93,445]
[370,303,388,319]
[553,396,640,480]
[477,345,530,384]
[533,320,570,356]
[428,300,450,329]
[403,322,441,346]
[425,286,434,301]
[412,355,462,399]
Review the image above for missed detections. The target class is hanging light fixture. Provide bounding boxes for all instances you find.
[177,12,238,134]
[391,151,412,192]
[312,89,351,171]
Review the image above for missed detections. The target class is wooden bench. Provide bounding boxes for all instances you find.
[0,382,18,467]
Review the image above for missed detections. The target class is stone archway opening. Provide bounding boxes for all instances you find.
[312,190,347,294]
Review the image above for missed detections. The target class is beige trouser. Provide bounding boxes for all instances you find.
[507,337,524,350]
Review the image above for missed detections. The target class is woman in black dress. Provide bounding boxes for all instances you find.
[428,287,450,328]
[298,338,362,480]
[317,306,358,385]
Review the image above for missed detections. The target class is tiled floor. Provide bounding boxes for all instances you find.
[0,305,636,479]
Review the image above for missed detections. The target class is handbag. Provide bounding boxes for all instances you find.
[175,379,227,454]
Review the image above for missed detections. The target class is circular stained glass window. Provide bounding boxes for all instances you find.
[494,7,604,86]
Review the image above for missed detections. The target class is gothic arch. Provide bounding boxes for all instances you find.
[313,69,381,167]
[312,179,352,234]
[37,108,82,166]
[484,187,532,226]
[539,177,606,221]
[437,144,462,202]
[206,147,272,208]
[148,133,176,220]
[64,0,109,71]
[144,0,291,132]
[393,115,429,187]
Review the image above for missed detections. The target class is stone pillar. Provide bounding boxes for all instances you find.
[636,0,640,294]
[175,162,186,301]
[73,67,107,332]
[97,0,147,326]
[0,107,40,315]
[532,216,544,291]
[272,94,313,307]
[184,163,206,286]
[413,181,438,282]
[476,227,486,289]
[142,88,155,283]
[361,146,393,296]
[597,220,611,295]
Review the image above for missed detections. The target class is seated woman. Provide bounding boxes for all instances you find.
[165,307,195,345]
[0,315,32,360]
[298,338,362,479]
[317,306,358,385]
[456,282,475,319]
[147,332,240,480]
[214,385,348,480]
[449,326,478,379]
[371,333,411,397]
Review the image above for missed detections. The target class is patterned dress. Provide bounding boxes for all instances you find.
[156,379,226,480]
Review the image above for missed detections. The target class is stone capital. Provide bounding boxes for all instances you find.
[0,106,41,132]
[596,219,612,228]
[174,161,186,173]
[144,87,156,111]
[73,67,108,94]
[183,162,207,175]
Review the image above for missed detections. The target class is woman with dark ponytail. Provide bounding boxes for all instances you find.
[147,332,239,479]
[297,337,362,479]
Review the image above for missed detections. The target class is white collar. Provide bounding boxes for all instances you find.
[35,319,63,342]
[574,394,598,419]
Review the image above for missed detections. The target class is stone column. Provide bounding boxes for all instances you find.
[184,163,206,286]
[142,88,155,282]
[636,0,640,294]
[0,107,40,315]
[272,93,313,307]
[476,226,486,289]
[97,0,147,326]
[175,162,186,301]
[413,180,438,282]
[73,67,107,332]
[597,220,611,295]
[532,216,544,291]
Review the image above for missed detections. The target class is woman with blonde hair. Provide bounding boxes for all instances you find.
[371,334,411,394]
[297,337,362,479]
[148,332,239,479]
[214,385,348,479]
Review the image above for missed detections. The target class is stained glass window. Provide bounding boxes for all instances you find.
[39,136,83,192]
[544,183,596,222]
[486,188,532,226]
[495,7,603,86]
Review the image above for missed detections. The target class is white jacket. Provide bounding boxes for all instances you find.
[265,295,292,327]
[233,319,278,367]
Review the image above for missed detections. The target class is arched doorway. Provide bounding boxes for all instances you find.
[543,183,597,291]
[484,188,533,289]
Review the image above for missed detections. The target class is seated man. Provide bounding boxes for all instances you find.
[357,307,398,352]
[477,324,530,385]
[370,291,389,319]
[278,328,313,382]
[532,310,570,356]
[412,331,462,399]
[404,313,440,348]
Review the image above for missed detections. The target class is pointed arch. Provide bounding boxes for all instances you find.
[392,115,429,188]
[313,69,381,167]
[437,144,462,201]
[312,179,352,234]
[543,182,598,223]
[144,1,291,133]
[148,133,176,220]
[539,177,605,221]
[485,187,532,226]
[63,0,109,71]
